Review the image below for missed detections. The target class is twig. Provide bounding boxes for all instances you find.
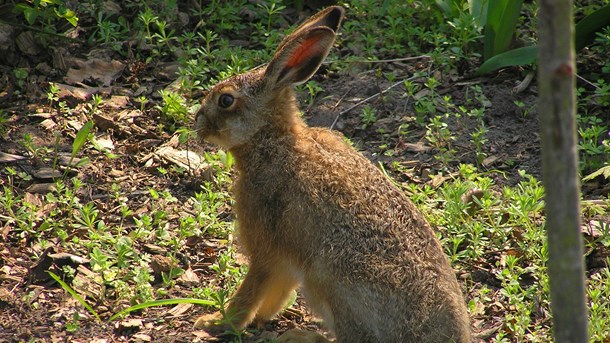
[328,87,353,129]
[329,74,423,130]
[512,71,535,94]
[576,73,601,90]
[326,55,431,65]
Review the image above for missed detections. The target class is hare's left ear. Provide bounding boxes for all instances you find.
[264,27,337,88]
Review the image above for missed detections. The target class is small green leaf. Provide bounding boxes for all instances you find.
[75,157,91,168]
[21,6,40,25]
[62,9,79,27]
[72,121,94,157]
[476,45,538,75]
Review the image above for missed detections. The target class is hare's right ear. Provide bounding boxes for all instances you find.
[264,27,337,88]
[264,6,344,89]
[276,6,345,52]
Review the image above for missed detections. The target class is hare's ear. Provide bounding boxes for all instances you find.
[264,27,337,88]
[264,7,344,88]
[276,6,345,51]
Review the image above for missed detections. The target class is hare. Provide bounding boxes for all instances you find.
[193,6,470,343]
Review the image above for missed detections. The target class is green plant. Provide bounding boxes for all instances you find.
[477,4,610,74]
[14,0,78,29]
[47,83,60,107]
[482,0,524,61]
[93,12,129,49]
[360,105,378,129]
[157,90,190,127]
[65,312,80,333]
[470,125,488,167]
[425,114,456,164]
[259,0,286,32]
[303,81,324,106]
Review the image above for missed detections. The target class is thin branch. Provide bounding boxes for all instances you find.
[329,73,426,130]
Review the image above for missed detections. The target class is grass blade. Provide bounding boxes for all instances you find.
[109,298,216,321]
[48,271,101,322]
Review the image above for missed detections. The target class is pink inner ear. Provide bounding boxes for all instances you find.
[285,36,323,69]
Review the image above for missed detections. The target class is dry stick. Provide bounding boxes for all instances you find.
[512,71,535,94]
[344,55,431,64]
[575,73,602,90]
[330,74,422,130]
[323,55,431,65]
[329,86,353,111]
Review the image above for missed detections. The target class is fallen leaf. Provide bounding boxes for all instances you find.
[155,146,208,171]
[132,333,152,342]
[165,302,193,317]
[482,155,499,167]
[103,95,130,109]
[65,58,125,86]
[55,82,100,101]
[40,118,57,130]
[0,151,27,162]
[93,113,120,131]
[32,168,62,179]
[26,183,57,194]
[94,135,115,151]
[403,142,432,153]
[176,268,200,287]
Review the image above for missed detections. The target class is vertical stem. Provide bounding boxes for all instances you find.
[538,1,588,342]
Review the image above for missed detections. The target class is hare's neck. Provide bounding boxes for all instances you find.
[230,125,303,174]
[269,87,306,133]
[230,87,307,170]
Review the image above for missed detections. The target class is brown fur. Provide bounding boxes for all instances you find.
[194,6,470,342]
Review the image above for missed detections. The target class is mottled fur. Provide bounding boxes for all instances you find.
[194,6,470,342]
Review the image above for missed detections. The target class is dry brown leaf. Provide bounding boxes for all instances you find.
[482,155,499,167]
[103,95,130,109]
[0,151,27,162]
[40,118,57,131]
[65,58,125,86]
[165,302,193,317]
[176,268,200,287]
[403,142,432,153]
[155,146,208,171]
[55,82,100,101]
[26,183,57,194]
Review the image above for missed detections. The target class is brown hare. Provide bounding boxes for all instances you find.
[193,6,470,343]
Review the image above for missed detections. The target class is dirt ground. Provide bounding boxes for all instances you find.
[0,5,607,343]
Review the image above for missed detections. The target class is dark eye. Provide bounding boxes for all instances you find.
[218,94,234,108]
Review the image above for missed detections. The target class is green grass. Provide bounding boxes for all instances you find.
[1,0,610,342]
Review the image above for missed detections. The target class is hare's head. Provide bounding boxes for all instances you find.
[194,6,345,150]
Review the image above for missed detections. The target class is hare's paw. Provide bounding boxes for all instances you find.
[277,329,331,343]
[194,312,231,334]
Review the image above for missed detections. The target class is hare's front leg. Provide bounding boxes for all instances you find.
[194,261,298,333]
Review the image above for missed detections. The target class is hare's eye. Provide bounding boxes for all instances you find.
[218,94,234,108]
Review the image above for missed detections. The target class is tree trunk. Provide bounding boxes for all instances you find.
[537,1,588,342]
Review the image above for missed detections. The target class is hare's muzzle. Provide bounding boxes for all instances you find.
[194,110,216,140]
